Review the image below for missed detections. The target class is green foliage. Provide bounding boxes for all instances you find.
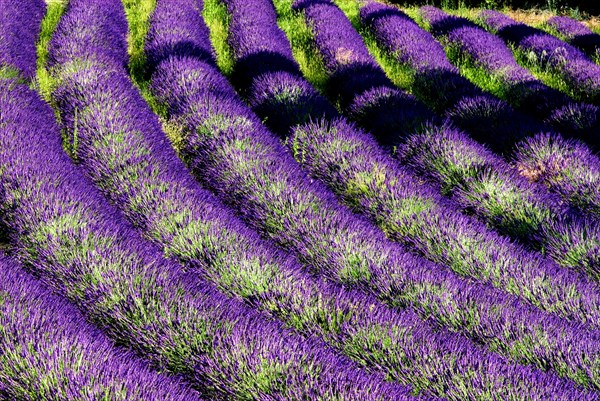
[121,0,156,85]
[272,0,330,93]
[0,66,24,83]
[120,0,167,116]
[203,0,235,77]
[35,1,66,101]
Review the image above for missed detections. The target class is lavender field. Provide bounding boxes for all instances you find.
[2,0,600,399]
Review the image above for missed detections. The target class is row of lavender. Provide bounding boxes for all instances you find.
[548,16,600,60]
[398,7,600,221]
[146,0,600,396]
[70,0,600,397]
[282,2,596,324]
[353,4,600,275]
[0,252,199,400]
[417,7,599,138]
[3,0,600,398]
[479,11,600,104]
[2,0,416,399]
[386,6,600,269]
[0,0,552,396]
[149,3,600,396]
[0,1,199,398]
[472,12,600,221]
[294,0,600,282]
[44,0,537,398]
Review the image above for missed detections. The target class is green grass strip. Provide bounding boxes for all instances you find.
[272,0,329,93]
[35,0,67,101]
[121,0,156,87]
[203,0,235,77]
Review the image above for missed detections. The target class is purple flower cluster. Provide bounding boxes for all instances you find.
[285,117,600,389]
[48,0,129,69]
[294,0,436,141]
[548,16,595,36]
[361,2,454,72]
[145,0,215,71]
[53,0,525,399]
[146,0,600,394]
[0,2,426,399]
[447,17,600,142]
[400,121,600,274]
[479,10,600,103]
[1,74,415,401]
[514,133,600,216]
[43,0,571,398]
[225,0,302,92]
[359,3,484,115]
[0,254,202,401]
[419,8,536,92]
[419,7,600,140]
[346,3,600,276]
[547,16,600,59]
[302,0,541,154]
[0,0,45,80]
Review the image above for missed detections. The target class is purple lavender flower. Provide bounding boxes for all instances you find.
[547,16,600,59]
[248,70,337,133]
[514,132,600,216]
[48,0,129,69]
[361,3,455,72]
[0,254,203,401]
[479,10,600,103]
[444,94,533,148]
[1,75,415,401]
[296,0,406,106]
[549,16,594,37]
[226,0,301,92]
[1,3,421,398]
[0,0,46,80]
[147,0,600,393]
[145,0,215,72]
[151,53,600,394]
[419,7,600,141]
[446,25,536,84]
[354,3,535,150]
[49,1,507,398]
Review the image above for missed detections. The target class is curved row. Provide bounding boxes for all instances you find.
[514,133,600,217]
[222,0,600,390]
[3,76,409,401]
[2,5,412,398]
[0,0,45,80]
[296,0,540,151]
[416,6,600,143]
[0,253,201,401]
[547,16,600,60]
[40,0,558,398]
[145,0,600,393]
[343,2,600,278]
[285,0,600,309]
[479,10,600,103]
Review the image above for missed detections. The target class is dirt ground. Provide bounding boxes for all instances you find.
[506,9,600,30]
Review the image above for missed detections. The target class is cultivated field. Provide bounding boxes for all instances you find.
[2,0,600,399]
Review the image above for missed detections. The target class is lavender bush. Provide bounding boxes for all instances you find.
[0,253,203,401]
[1,69,412,401]
[547,16,600,60]
[42,0,580,398]
[479,10,600,104]
[514,133,600,216]
[148,0,600,392]
[0,0,45,80]
[418,6,600,141]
